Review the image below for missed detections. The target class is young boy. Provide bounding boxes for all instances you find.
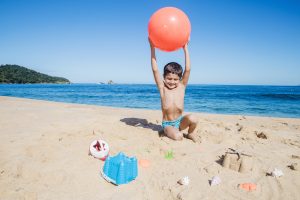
[149,38,198,142]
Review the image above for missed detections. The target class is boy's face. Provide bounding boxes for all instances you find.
[164,73,180,89]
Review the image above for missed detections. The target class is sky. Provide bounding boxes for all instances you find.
[0,0,299,85]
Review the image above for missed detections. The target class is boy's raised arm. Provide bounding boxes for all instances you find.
[181,43,191,86]
[149,38,164,89]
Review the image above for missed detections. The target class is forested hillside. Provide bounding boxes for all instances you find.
[0,65,70,84]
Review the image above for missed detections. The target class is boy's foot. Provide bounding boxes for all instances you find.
[187,133,197,143]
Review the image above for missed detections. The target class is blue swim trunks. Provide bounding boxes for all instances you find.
[162,116,183,129]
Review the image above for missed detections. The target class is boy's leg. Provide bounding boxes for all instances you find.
[164,126,183,141]
[179,114,198,142]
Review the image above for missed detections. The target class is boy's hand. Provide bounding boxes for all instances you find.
[182,37,190,50]
[183,43,189,52]
[183,43,188,50]
[183,37,190,51]
[148,37,155,48]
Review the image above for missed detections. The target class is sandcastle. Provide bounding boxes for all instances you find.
[222,148,253,173]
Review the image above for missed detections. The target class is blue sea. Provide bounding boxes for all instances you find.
[0,84,299,118]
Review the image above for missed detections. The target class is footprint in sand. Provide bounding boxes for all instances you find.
[13,165,23,179]
[203,163,221,175]
[236,123,243,132]
[255,131,268,139]
[283,139,300,148]
[288,163,299,171]
[225,127,231,131]
[23,192,38,200]
[239,116,246,120]
[291,155,300,159]
[281,122,288,126]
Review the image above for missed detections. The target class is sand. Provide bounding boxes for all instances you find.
[0,96,300,200]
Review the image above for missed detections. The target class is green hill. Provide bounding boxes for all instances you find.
[0,64,70,84]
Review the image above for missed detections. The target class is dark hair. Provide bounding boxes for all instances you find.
[163,62,183,79]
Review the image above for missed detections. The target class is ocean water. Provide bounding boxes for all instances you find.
[0,84,299,118]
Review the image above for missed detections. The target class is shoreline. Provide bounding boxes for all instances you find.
[1,96,300,199]
[1,83,299,86]
[1,95,299,120]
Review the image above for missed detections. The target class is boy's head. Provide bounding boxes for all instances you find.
[163,62,183,89]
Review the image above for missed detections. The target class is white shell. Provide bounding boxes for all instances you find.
[271,168,284,177]
[89,140,109,159]
[210,176,221,186]
[178,176,190,185]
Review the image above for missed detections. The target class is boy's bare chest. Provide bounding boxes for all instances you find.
[162,88,185,109]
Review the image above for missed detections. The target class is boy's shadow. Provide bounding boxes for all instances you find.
[120,118,164,137]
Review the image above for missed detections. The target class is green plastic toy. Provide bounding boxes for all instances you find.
[165,151,174,159]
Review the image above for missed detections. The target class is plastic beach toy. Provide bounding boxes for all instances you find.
[239,183,257,191]
[165,151,174,159]
[271,168,284,177]
[139,159,150,168]
[210,176,221,186]
[148,7,191,52]
[178,176,190,186]
[101,152,138,185]
[89,140,109,161]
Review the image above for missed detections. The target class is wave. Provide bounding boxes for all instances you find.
[258,94,300,100]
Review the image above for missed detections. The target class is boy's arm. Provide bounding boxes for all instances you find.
[181,43,191,86]
[149,38,164,90]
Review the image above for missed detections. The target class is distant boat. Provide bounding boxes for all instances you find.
[107,80,114,84]
[97,80,115,85]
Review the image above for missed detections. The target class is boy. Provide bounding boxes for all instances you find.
[149,38,198,142]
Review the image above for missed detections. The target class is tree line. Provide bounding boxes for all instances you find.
[0,64,70,84]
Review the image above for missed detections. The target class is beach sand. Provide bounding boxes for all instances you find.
[1,96,300,200]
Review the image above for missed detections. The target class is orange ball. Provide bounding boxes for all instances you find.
[148,7,191,52]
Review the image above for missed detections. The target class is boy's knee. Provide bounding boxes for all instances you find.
[174,133,183,140]
[188,114,198,125]
[164,127,183,140]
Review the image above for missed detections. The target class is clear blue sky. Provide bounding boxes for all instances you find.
[1,0,299,85]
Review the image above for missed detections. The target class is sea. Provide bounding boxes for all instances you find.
[0,84,299,118]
